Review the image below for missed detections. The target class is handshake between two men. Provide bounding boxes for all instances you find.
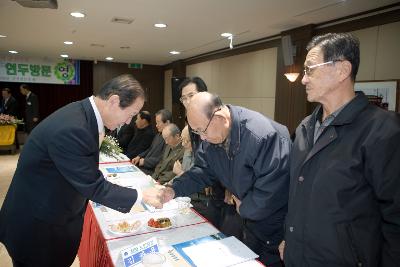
[142,186,177,209]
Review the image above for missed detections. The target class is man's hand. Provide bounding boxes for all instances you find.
[224,189,235,205]
[173,160,183,176]
[231,195,241,214]
[278,240,285,260]
[131,156,140,165]
[161,187,175,204]
[33,117,38,122]
[139,158,145,166]
[142,187,164,209]
[204,187,212,196]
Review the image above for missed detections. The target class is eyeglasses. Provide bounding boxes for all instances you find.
[192,108,221,136]
[303,60,342,76]
[179,92,196,104]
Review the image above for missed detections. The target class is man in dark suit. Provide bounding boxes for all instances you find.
[1,88,19,117]
[19,84,39,133]
[115,117,137,152]
[125,110,155,159]
[0,74,163,267]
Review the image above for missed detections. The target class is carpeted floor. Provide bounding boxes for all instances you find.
[0,151,80,267]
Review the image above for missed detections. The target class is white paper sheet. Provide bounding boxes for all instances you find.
[182,236,258,267]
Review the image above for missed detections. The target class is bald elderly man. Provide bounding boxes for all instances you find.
[162,92,291,267]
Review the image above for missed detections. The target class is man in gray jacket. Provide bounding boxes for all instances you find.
[132,109,171,174]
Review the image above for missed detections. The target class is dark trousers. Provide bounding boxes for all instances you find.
[2,215,82,267]
[242,225,283,267]
[219,203,243,240]
[12,258,27,267]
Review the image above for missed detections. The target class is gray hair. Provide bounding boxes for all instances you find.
[165,123,181,137]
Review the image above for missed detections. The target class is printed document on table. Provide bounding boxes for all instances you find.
[182,236,258,267]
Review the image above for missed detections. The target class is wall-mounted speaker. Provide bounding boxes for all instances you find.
[282,35,295,66]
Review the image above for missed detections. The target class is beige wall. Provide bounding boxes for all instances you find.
[164,69,173,111]
[162,21,399,119]
[352,21,400,81]
[186,48,278,119]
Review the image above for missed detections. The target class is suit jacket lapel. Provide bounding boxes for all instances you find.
[303,127,337,165]
[81,98,100,149]
[300,104,338,167]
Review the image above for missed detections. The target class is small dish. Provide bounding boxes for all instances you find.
[108,220,142,236]
[147,217,174,231]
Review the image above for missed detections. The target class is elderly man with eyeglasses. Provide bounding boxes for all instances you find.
[280,33,400,267]
[162,91,291,267]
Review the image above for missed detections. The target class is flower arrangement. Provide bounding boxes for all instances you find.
[0,114,24,126]
[100,135,123,159]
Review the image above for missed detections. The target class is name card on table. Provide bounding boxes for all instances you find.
[106,165,140,173]
[120,237,159,267]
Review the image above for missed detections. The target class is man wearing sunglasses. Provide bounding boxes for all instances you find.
[281,33,400,266]
[163,92,291,267]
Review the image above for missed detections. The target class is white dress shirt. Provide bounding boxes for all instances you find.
[89,96,142,205]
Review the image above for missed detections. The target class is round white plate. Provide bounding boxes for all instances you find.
[108,220,142,236]
[146,218,174,231]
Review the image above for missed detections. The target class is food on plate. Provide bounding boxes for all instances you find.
[110,220,141,233]
[147,217,172,228]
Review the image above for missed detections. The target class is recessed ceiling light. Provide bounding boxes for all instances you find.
[154,23,167,28]
[60,54,69,58]
[221,32,233,37]
[9,50,18,54]
[0,35,6,38]
[70,12,85,18]
[64,41,73,45]
[105,57,114,61]
[169,51,180,55]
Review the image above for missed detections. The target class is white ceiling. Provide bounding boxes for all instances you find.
[0,0,398,65]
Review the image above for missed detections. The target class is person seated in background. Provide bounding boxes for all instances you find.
[125,111,154,159]
[1,88,18,117]
[169,125,211,205]
[171,125,193,178]
[152,124,184,185]
[115,118,136,152]
[132,109,171,174]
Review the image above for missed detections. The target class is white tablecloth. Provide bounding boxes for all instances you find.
[82,159,264,267]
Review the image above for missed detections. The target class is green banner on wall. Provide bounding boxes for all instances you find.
[0,58,80,85]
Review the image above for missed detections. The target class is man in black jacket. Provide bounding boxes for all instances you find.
[1,88,18,117]
[280,33,400,266]
[0,74,163,267]
[19,84,39,133]
[162,92,291,267]
[125,110,154,159]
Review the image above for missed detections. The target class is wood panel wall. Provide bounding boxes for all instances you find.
[93,61,164,118]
